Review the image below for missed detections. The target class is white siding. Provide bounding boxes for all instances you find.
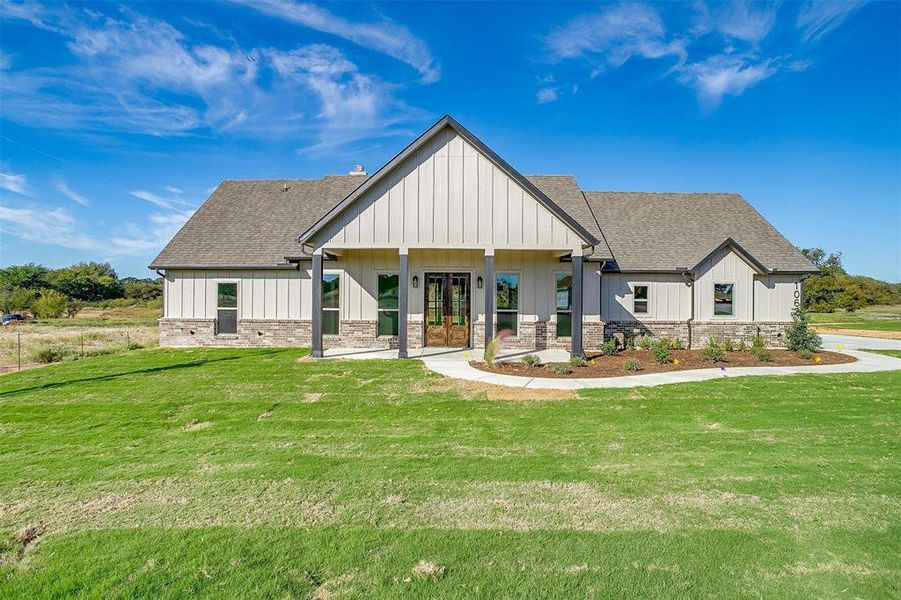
[164,269,312,320]
[601,274,691,321]
[694,247,757,321]
[316,127,584,250]
[754,275,801,321]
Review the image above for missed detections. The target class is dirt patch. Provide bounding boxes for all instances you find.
[303,393,323,403]
[812,327,901,339]
[183,420,212,431]
[411,560,445,581]
[14,523,45,549]
[472,349,856,378]
[412,376,575,401]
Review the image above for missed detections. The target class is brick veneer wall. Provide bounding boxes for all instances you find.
[603,320,790,348]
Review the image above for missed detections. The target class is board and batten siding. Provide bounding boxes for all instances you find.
[694,247,757,321]
[601,274,691,321]
[316,127,584,251]
[754,275,801,321]
[163,270,311,320]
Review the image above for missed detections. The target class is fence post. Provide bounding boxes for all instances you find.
[126,330,130,349]
[17,330,21,371]
[81,328,85,357]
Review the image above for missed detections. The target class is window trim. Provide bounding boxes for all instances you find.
[322,270,341,336]
[215,279,239,336]
[376,271,399,338]
[712,281,736,319]
[495,271,521,337]
[632,283,650,316]
[554,270,573,338]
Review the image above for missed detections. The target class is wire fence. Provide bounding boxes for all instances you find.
[1,322,158,372]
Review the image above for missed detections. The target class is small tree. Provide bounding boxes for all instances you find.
[32,289,69,319]
[0,287,37,313]
[785,306,822,353]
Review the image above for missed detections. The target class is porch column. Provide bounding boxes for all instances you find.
[311,251,323,358]
[571,253,584,358]
[484,249,494,349]
[398,248,409,358]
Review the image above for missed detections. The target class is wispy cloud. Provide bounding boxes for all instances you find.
[678,55,777,109]
[1,2,427,148]
[537,87,558,104]
[227,0,440,83]
[797,0,867,44]
[0,172,29,196]
[130,189,196,211]
[546,3,686,68]
[541,1,864,109]
[54,181,89,206]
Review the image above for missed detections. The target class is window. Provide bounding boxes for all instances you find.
[322,273,340,335]
[495,273,519,336]
[714,283,734,316]
[555,273,572,337]
[216,282,237,335]
[633,285,649,314]
[377,273,399,336]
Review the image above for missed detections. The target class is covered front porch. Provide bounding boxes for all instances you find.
[309,247,596,359]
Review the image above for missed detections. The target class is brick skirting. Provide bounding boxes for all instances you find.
[603,320,791,348]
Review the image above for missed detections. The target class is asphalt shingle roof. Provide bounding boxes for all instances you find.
[151,177,815,274]
[583,191,817,273]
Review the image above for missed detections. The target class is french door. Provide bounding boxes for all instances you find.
[424,273,471,347]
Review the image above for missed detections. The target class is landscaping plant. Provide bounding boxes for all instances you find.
[484,336,500,364]
[701,337,727,363]
[785,306,822,353]
[600,338,618,356]
[570,356,587,367]
[723,339,734,352]
[522,354,541,367]
[637,335,653,350]
[552,363,572,375]
[624,359,642,372]
[651,339,672,364]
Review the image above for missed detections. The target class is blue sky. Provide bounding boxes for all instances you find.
[1,0,898,280]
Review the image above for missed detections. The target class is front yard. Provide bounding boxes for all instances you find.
[1,348,899,598]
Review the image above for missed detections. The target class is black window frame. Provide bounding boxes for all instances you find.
[322,273,340,335]
[377,272,399,337]
[713,282,735,317]
[495,273,519,336]
[555,272,573,337]
[633,284,649,315]
[216,281,238,335]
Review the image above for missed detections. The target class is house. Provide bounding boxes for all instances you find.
[151,115,817,357]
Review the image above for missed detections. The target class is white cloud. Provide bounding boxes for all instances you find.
[130,190,196,211]
[678,55,777,108]
[1,3,422,147]
[537,87,558,104]
[546,3,687,67]
[54,181,89,206]
[797,1,867,44]
[162,185,183,195]
[0,172,29,196]
[697,1,779,44]
[228,0,440,83]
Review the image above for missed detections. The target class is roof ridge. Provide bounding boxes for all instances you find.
[584,190,742,196]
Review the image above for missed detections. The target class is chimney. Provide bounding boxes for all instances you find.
[349,164,367,176]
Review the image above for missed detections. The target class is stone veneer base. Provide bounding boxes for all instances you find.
[604,320,791,349]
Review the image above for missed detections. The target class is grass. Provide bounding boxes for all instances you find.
[0,348,899,598]
[861,349,901,359]
[809,304,901,333]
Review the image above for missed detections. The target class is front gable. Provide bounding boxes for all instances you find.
[301,116,597,252]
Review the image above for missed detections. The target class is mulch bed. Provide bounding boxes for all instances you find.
[471,349,856,378]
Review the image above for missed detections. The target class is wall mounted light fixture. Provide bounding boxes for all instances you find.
[477,276,483,289]
[412,275,419,288]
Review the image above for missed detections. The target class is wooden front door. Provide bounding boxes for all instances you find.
[424,273,471,347]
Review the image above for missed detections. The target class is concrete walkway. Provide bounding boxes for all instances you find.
[324,334,901,389]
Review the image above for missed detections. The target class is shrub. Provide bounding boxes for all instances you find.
[522,354,541,367]
[797,348,815,360]
[736,339,748,352]
[624,335,636,351]
[65,300,83,318]
[48,261,123,301]
[750,335,766,353]
[126,341,144,351]
[723,339,734,352]
[753,348,772,362]
[701,337,727,363]
[670,338,684,350]
[31,345,73,363]
[553,363,572,375]
[600,339,618,356]
[624,359,642,372]
[651,340,672,364]
[0,287,37,313]
[785,306,822,352]
[32,289,69,319]
[570,356,587,367]
[484,336,500,365]
[637,335,653,350]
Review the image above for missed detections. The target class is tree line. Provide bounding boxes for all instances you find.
[799,248,900,312]
[0,262,162,318]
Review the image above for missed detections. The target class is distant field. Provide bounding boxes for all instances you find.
[810,304,901,337]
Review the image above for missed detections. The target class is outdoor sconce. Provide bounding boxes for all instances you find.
[477,276,483,289]
[412,275,419,288]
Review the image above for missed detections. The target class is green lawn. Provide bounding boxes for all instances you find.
[1,349,899,598]
[861,349,901,359]
[809,304,901,332]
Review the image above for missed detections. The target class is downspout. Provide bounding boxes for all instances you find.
[682,270,695,349]
[598,261,607,339]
